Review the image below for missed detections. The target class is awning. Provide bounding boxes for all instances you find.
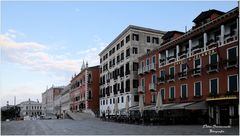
[185,101,207,110]
[164,102,193,110]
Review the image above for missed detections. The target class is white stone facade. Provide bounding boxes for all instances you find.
[99,25,165,116]
[19,99,42,117]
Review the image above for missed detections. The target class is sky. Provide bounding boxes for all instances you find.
[0,1,237,106]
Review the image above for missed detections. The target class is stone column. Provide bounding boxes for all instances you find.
[220,25,225,45]
[203,33,207,51]
[166,50,168,63]
[176,45,179,61]
[189,40,192,57]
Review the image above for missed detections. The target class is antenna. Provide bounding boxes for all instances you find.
[14,96,16,106]
[185,26,187,32]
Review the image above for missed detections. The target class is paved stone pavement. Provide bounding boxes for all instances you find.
[1,118,239,135]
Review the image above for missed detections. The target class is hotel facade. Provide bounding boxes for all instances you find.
[138,8,239,125]
[99,25,165,116]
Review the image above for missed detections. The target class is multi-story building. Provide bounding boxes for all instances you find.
[60,84,70,118]
[138,8,239,125]
[70,62,100,114]
[19,99,42,117]
[42,86,64,116]
[99,25,165,116]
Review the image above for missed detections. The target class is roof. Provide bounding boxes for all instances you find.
[19,100,41,105]
[99,25,166,56]
[162,31,184,40]
[193,9,225,23]
[71,65,99,81]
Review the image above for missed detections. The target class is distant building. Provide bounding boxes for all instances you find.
[70,62,100,115]
[42,86,64,116]
[19,99,42,117]
[60,84,71,118]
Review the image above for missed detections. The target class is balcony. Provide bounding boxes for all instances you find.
[138,86,145,93]
[167,55,176,63]
[192,67,201,76]
[178,71,187,80]
[149,63,156,71]
[119,89,124,94]
[206,62,219,73]
[133,88,138,95]
[149,83,156,92]
[138,68,143,75]
[144,65,150,73]
[178,50,188,59]
[158,76,165,84]
[167,74,175,82]
[226,57,238,68]
[224,30,238,44]
[191,44,203,54]
[159,59,166,66]
[206,39,219,50]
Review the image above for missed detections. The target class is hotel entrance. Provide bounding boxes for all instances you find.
[219,105,229,125]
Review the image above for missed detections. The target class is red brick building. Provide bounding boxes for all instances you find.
[138,7,239,125]
[70,62,100,114]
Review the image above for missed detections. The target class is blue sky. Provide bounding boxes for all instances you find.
[0,1,237,106]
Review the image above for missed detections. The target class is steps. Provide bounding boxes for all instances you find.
[66,111,94,120]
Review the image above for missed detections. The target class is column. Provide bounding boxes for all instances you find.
[176,45,179,61]
[203,33,207,51]
[237,18,239,37]
[220,25,225,45]
[229,106,234,125]
[216,106,220,125]
[188,39,192,57]
[166,50,168,63]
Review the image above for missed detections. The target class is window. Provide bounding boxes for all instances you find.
[169,66,175,80]
[159,70,165,82]
[132,47,138,54]
[152,55,156,64]
[126,35,130,43]
[103,100,105,105]
[228,75,238,92]
[133,62,138,71]
[147,36,150,43]
[121,52,124,61]
[121,96,124,103]
[110,99,112,104]
[125,80,130,92]
[151,93,156,103]
[209,53,218,70]
[132,34,139,41]
[147,49,150,54]
[134,95,139,102]
[146,58,150,66]
[125,63,130,75]
[181,84,188,98]
[169,86,175,99]
[180,63,187,77]
[209,78,218,95]
[152,37,159,44]
[152,74,156,83]
[106,99,108,105]
[120,81,124,93]
[118,97,120,103]
[117,44,120,50]
[126,48,130,58]
[227,47,238,67]
[133,80,138,88]
[113,98,115,104]
[117,55,120,63]
[194,58,201,74]
[194,81,202,96]
[121,40,124,47]
[160,88,165,99]
[88,90,92,99]
[141,78,145,87]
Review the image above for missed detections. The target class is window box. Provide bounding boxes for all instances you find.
[191,44,203,54]
[225,91,239,96]
[167,55,176,63]
[178,72,187,80]
[178,50,188,59]
[206,63,219,73]
[208,92,219,98]
[192,68,201,76]
[157,77,165,84]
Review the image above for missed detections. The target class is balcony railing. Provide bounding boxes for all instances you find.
[138,67,143,75]
[138,86,145,93]
[149,83,156,91]
[157,76,165,84]
[206,39,219,50]
[227,57,238,68]
[149,63,156,71]
[144,65,150,73]
[191,44,203,54]
[159,59,166,66]
[192,67,201,76]
[178,50,188,59]
[224,30,238,44]
[167,55,176,63]
[167,74,175,82]
[206,62,219,73]
[178,71,187,79]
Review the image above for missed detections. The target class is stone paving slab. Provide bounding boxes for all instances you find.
[1,118,239,135]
